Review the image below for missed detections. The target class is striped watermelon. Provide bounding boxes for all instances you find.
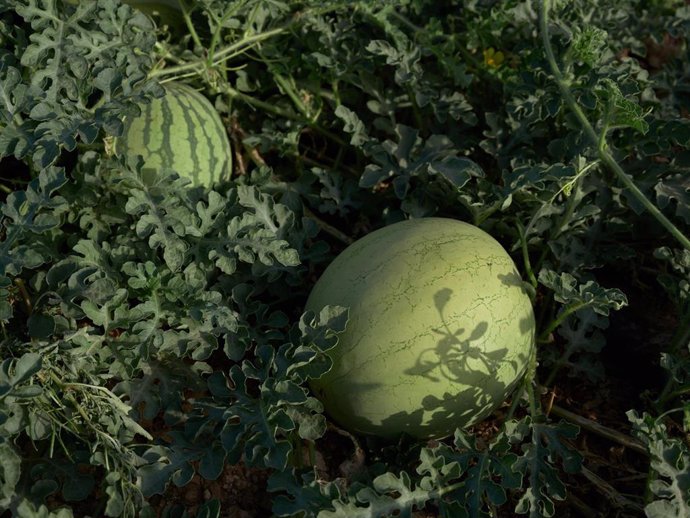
[116,82,232,187]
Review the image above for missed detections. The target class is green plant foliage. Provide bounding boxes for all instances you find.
[628,411,690,518]
[1,0,690,516]
[0,0,162,169]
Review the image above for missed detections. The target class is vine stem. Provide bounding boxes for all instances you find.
[517,222,538,288]
[216,83,348,148]
[149,27,287,79]
[539,0,690,252]
[548,404,648,456]
[538,300,589,344]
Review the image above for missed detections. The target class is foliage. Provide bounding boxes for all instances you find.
[1,0,689,516]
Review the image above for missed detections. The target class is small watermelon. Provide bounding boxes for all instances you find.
[116,82,232,187]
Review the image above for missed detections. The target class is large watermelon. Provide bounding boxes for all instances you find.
[116,82,232,187]
[306,218,535,439]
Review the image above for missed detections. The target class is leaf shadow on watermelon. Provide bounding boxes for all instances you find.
[378,285,528,439]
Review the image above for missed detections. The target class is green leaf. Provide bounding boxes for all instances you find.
[628,411,690,518]
[2,0,162,168]
[196,499,222,518]
[0,167,69,320]
[104,472,125,517]
[335,105,370,146]
[0,442,21,508]
[269,469,341,517]
[595,78,649,134]
[320,471,430,518]
[27,313,55,339]
[0,352,42,399]
[359,125,484,214]
[15,501,74,518]
[61,473,95,503]
[655,174,690,225]
[539,270,628,316]
[513,418,582,517]
[570,26,608,67]
[139,441,199,497]
[416,425,521,518]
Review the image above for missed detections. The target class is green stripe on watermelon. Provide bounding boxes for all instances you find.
[159,89,176,171]
[175,88,205,186]
[115,81,232,187]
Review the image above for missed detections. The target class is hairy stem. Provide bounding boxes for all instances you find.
[517,222,538,289]
[539,0,690,252]
[538,300,589,344]
[150,27,287,79]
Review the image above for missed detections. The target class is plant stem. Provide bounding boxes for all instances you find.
[526,345,540,418]
[538,0,690,252]
[13,278,32,314]
[538,300,589,344]
[151,27,288,79]
[506,337,540,422]
[302,205,354,244]
[206,2,244,65]
[271,71,318,121]
[517,222,538,288]
[581,466,645,512]
[548,404,648,456]
[217,84,348,148]
[180,2,203,50]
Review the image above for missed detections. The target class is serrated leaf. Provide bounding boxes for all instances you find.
[3,0,161,167]
[269,469,341,517]
[628,411,690,518]
[513,419,582,517]
[656,174,690,225]
[571,26,608,67]
[417,426,521,518]
[335,105,369,146]
[0,442,21,507]
[595,78,649,134]
[319,471,430,518]
[538,270,628,315]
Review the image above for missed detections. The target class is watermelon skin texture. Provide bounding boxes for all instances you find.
[306,218,535,439]
[116,82,232,187]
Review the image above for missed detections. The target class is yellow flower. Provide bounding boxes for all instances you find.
[483,48,505,68]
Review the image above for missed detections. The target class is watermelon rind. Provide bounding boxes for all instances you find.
[115,82,232,187]
[306,218,536,439]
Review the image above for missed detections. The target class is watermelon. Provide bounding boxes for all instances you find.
[306,218,535,439]
[115,82,232,187]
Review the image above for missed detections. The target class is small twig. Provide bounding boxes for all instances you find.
[229,117,248,176]
[549,404,648,456]
[14,278,32,314]
[566,491,600,517]
[303,205,354,245]
[581,466,645,513]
